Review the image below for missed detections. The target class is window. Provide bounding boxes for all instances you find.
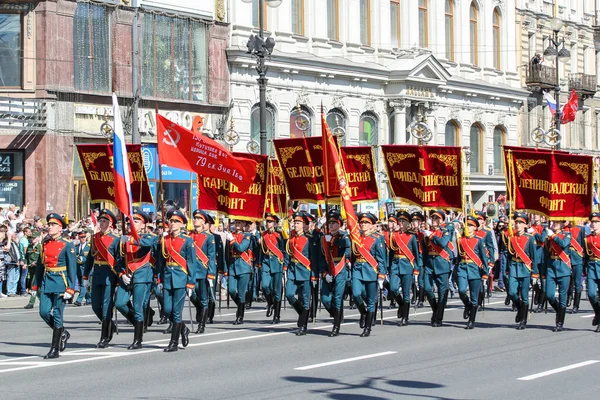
[469,123,482,173]
[74,3,110,92]
[469,2,478,65]
[418,0,428,48]
[142,15,208,102]
[493,8,501,69]
[445,120,459,146]
[390,0,400,48]
[252,0,267,29]
[251,103,276,156]
[290,105,312,138]
[0,13,21,88]
[291,0,304,35]
[360,0,370,45]
[444,1,454,61]
[327,109,347,146]
[0,151,24,208]
[493,126,505,173]
[359,112,378,146]
[327,0,338,40]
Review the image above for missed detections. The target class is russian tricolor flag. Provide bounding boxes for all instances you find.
[543,91,557,115]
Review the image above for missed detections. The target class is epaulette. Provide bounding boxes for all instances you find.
[60,237,71,243]
[182,233,190,238]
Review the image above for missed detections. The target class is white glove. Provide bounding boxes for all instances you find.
[122,274,131,285]
[325,274,333,283]
[532,277,539,286]
[423,230,432,238]
[63,291,73,300]
[156,283,163,293]
[377,278,384,290]
[30,290,36,297]
[527,227,535,234]
[311,280,317,288]
[226,232,234,241]
[208,279,214,288]
[325,234,332,243]
[546,228,554,236]
[83,279,90,291]
[187,288,194,297]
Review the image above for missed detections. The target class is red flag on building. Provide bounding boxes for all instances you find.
[156,114,258,192]
[560,89,579,124]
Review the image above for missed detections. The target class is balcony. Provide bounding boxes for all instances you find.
[525,64,557,90]
[0,97,47,132]
[568,73,597,100]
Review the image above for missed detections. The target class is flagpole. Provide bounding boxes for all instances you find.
[156,103,166,221]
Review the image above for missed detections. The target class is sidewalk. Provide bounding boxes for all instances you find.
[0,295,34,309]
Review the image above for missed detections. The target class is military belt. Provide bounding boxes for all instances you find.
[45,266,67,273]
[394,254,408,259]
[589,256,600,261]
[231,255,241,259]
[95,261,110,266]
[550,255,564,260]
[511,257,524,263]
[332,257,343,262]
[428,253,439,257]
[166,262,182,267]
[290,257,299,263]
[355,257,367,262]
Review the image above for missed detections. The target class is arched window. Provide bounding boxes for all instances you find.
[327,0,338,40]
[291,0,304,35]
[290,105,312,138]
[251,103,276,156]
[469,2,478,66]
[493,125,505,173]
[445,0,454,61]
[445,120,459,146]
[493,8,501,69]
[418,0,428,48]
[469,123,483,173]
[390,0,400,48]
[359,112,378,146]
[326,108,347,146]
[360,0,371,45]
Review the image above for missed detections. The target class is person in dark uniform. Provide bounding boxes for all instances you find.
[154,218,167,325]
[83,209,122,349]
[246,221,261,307]
[474,211,496,307]
[410,212,426,308]
[584,212,600,332]
[320,210,351,336]
[564,220,585,313]
[31,214,76,359]
[304,212,322,323]
[352,213,387,337]
[260,213,286,324]
[157,210,197,352]
[544,220,572,332]
[456,216,489,329]
[73,231,90,306]
[530,215,547,313]
[225,219,253,325]
[24,229,42,309]
[208,215,224,324]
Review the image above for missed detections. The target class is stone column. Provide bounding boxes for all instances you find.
[389,99,408,144]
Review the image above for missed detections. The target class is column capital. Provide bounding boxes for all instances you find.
[389,99,409,109]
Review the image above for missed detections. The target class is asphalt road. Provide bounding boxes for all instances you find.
[0,293,599,400]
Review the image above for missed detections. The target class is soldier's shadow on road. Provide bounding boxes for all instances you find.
[0,341,91,350]
[283,376,470,400]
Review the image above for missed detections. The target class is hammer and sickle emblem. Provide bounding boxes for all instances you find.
[161,128,181,148]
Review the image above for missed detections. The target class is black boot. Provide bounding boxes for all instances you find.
[329,307,340,337]
[272,300,281,324]
[429,297,438,326]
[465,306,477,330]
[360,312,373,337]
[433,300,445,327]
[181,323,190,347]
[400,303,410,326]
[266,293,274,317]
[59,327,70,352]
[45,327,62,359]
[395,294,404,319]
[553,307,565,332]
[592,302,600,327]
[96,319,112,349]
[128,321,144,350]
[207,301,215,324]
[147,307,155,327]
[572,292,581,314]
[514,300,523,323]
[292,300,303,316]
[233,303,245,325]
[463,303,471,320]
[163,322,173,334]
[417,287,425,308]
[357,303,367,328]
[164,322,181,352]
[504,293,511,306]
[196,308,207,334]
[296,309,308,336]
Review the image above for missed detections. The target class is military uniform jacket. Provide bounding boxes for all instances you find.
[308,229,324,277]
[423,228,453,275]
[532,224,548,267]
[75,241,90,268]
[157,232,197,290]
[285,232,315,282]
[319,230,351,277]
[226,231,252,277]
[249,230,261,268]
[84,231,122,285]
[507,233,538,278]
[584,233,600,280]
[190,230,216,280]
[261,230,285,274]
[566,225,585,266]
[390,231,421,276]
[25,238,41,267]
[214,233,225,274]
[457,235,489,280]
[351,233,387,282]
[475,228,497,265]
[544,231,572,279]
[119,233,158,284]
[33,236,77,295]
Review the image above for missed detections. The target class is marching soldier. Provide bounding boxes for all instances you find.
[410,212,426,308]
[422,210,454,327]
[24,229,42,310]
[544,220,572,332]
[189,209,216,334]
[247,221,261,308]
[31,214,76,359]
[457,216,488,329]
[285,212,315,335]
[260,212,285,324]
[352,213,387,337]
[304,212,322,323]
[320,210,351,336]
[389,211,421,326]
[530,215,548,313]
[83,209,121,348]
[115,210,159,350]
[584,212,600,332]
[208,215,224,324]
[474,211,497,305]
[73,231,90,306]
[506,212,538,330]
[564,220,585,313]
[157,210,197,352]
[225,219,253,325]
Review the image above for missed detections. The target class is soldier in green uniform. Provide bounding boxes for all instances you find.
[352,213,387,337]
[83,209,122,348]
[260,213,285,324]
[304,212,322,323]
[320,210,351,336]
[410,212,426,308]
[584,212,600,332]
[157,210,198,352]
[31,214,76,359]
[24,229,42,309]
[73,231,90,306]
[544,220,572,332]
[225,219,253,325]
[208,214,224,324]
[565,220,585,313]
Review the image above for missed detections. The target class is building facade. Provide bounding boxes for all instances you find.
[228,0,529,209]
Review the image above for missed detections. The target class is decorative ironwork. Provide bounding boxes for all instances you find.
[568,73,597,99]
[279,146,303,166]
[559,162,589,185]
[347,153,372,170]
[429,153,458,172]
[525,65,557,89]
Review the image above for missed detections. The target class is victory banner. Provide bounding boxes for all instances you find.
[76,144,153,205]
[265,159,288,216]
[382,145,463,210]
[504,146,593,218]
[340,146,379,201]
[197,153,269,221]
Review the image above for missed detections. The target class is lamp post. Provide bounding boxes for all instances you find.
[542,17,570,149]
[241,0,281,155]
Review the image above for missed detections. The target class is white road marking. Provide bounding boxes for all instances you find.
[580,314,594,319]
[517,360,600,381]
[294,351,398,371]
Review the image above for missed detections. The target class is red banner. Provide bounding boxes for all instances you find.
[340,146,379,202]
[382,145,463,210]
[76,144,153,205]
[504,146,592,219]
[197,153,268,221]
[265,159,288,216]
